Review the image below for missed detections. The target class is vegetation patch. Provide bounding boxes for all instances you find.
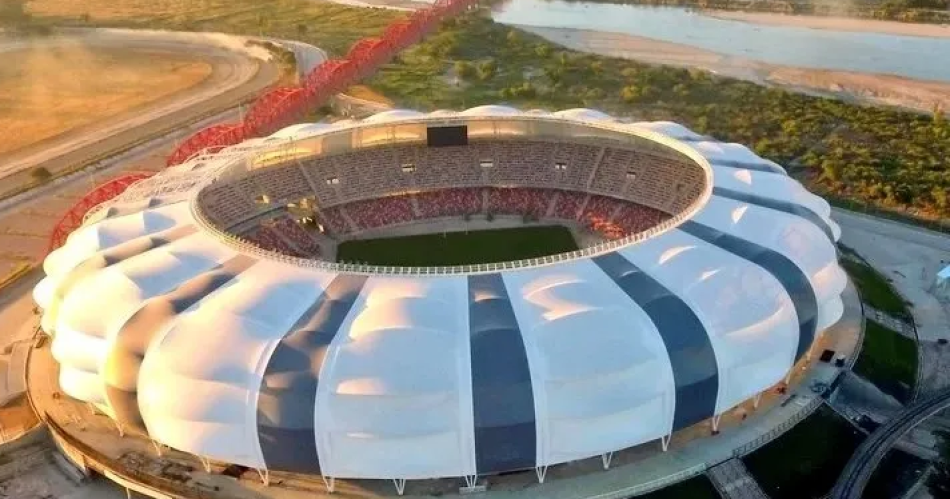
[864,449,928,499]
[854,320,919,403]
[743,405,863,499]
[637,475,721,499]
[336,225,578,266]
[839,256,912,321]
[367,13,950,223]
[29,0,402,56]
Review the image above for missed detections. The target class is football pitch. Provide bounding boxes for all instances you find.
[336,226,578,266]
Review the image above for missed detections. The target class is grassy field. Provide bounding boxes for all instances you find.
[839,256,912,321]
[0,44,211,155]
[743,405,863,499]
[854,320,919,403]
[637,475,721,499]
[28,0,402,56]
[336,226,578,266]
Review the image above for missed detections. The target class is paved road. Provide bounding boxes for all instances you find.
[0,29,280,198]
[831,388,950,499]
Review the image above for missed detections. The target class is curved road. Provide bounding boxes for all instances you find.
[0,29,281,198]
[831,388,950,499]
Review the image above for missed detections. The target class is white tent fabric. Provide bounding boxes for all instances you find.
[502,258,675,466]
[35,109,847,482]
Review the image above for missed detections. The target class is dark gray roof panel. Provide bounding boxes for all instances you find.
[256,273,367,474]
[680,221,818,362]
[593,252,719,430]
[468,273,536,474]
[713,187,835,242]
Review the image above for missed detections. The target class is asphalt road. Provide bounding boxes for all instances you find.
[831,388,950,499]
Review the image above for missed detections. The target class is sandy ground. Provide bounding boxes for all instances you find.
[0,28,275,191]
[706,10,950,38]
[514,24,950,115]
[0,44,212,156]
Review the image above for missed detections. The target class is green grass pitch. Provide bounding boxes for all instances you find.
[336,226,579,266]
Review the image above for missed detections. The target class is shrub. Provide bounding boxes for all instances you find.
[454,60,475,80]
[30,167,52,183]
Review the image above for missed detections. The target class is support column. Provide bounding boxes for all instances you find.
[661,434,671,452]
[464,475,478,488]
[255,468,270,486]
[711,413,722,433]
[535,466,548,484]
[393,478,406,495]
[198,456,212,473]
[601,452,614,470]
[322,476,336,493]
[149,440,164,457]
[754,392,763,409]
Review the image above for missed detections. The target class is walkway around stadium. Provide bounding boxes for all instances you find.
[23,276,862,498]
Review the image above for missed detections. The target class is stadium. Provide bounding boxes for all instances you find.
[33,106,847,494]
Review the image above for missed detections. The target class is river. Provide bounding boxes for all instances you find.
[491,0,950,83]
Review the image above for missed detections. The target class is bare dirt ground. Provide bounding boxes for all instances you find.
[706,10,950,38]
[0,43,212,156]
[511,24,950,116]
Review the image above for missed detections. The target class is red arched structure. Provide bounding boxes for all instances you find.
[47,172,155,253]
[242,86,307,138]
[51,0,478,255]
[165,123,246,166]
[165,0,476,168]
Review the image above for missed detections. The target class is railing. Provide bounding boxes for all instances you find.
[583,464,707,499]
[193,196,689,276]
[732,398,824,458]
[180,115,715,276]
[45,415,216,499]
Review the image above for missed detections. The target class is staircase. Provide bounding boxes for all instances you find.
[708,458,770,499]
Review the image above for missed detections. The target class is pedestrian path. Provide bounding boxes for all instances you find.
[708,459,769,499]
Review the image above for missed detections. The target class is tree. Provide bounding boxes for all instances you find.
[454,60,474,80]
[256,13,268,36]
[477,59,496,81]
[620,85,641,103]
[929,430,950,498]
[30,167,51,184]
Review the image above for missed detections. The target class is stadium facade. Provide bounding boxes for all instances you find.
[34,106,847,490]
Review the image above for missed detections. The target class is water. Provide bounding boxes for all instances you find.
[492,0,950,82]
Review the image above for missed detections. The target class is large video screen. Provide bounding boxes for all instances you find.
[427,125,468,147]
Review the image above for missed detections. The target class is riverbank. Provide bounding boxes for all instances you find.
[705,10,950,38]
[513,24,950,115]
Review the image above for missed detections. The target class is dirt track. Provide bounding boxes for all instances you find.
[0,29,281,197]
[0,29,281,277]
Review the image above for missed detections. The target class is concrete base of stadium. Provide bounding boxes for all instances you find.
[25,280,861,499]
